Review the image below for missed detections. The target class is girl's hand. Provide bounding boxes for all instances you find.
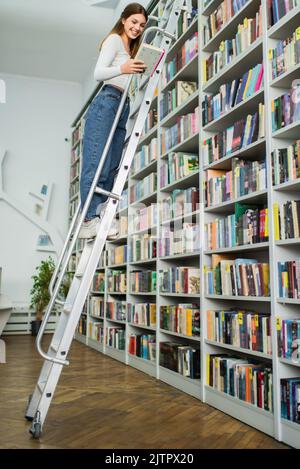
[121,59,146,74]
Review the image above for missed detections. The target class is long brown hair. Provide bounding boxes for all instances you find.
[100,3,148,58]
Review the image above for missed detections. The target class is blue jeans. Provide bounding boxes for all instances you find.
[80,85,130,221]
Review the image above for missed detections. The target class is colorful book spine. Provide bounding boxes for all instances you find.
[130,270,157,293]
[271,141,300,185]
[128,303,157,327]
[278,260,300,299]
[281,378,300,423]
[128,334,156,361]
[159,223,200,257]
[271,84,300,132]
[160,304,200,337]
[106,300,126,321]
[203,7,263,83]
[159,267,200,294]
[105,327,125,350]
[160,107,200,154]
[206,257,270,297]
[207,354,273,411]
[207,310,272,355]
[107,270,127,293]
[160,342,200,379]
[90,296,105,318]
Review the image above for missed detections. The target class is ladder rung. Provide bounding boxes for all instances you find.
[55,298,64,306]
[94,188,122,201]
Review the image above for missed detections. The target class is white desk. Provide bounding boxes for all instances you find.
[0,294,12,363]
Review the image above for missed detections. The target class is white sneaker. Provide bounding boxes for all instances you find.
[98,205,119,240]
[106,219,119,240]
[78,217,100,239]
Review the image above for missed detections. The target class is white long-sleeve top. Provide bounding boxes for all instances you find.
[94,34,130,90]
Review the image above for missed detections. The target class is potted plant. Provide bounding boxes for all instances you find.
[30,257,55,336]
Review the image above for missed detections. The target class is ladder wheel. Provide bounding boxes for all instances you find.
[30,422,42,439]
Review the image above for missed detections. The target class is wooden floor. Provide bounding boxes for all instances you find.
[0,335,289,449]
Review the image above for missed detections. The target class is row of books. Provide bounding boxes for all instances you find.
[277,319,300,362]
[160,187,199,221]
[278,260,300,299]
[160,107,200,154]
[203,106,265,166]
[70,159,80,180]
[129,234,157,262]
[272,84,300,132]
[202,64,264,126]
[206,256,270,297]
[205,203,269,250]
[142,109,157,137]
[106,300,126,322]
[177,5,198,38]
[160,152,199,189]
[271,142,300,186]
[88,322,104,343]
[130,270,157,293]
[128,334,156,361]
[77,316,87,336]
[71,139,81,164]
[132,204,157,233]
[207,354,273,411]
[90,296,104,318]
[132,138,158,175]
[127,303,156,328]
[273,200,300,241]
[129,172,157,203]
[117,215,128,238]
[205,159,267,207]
[270,26,300,81]
[203,8,263,83]
[202,0,249,46]
[160,342,200,379]
[69,197,78,218]
[161,32,198,87]
[160,304,200,337]
[159,267,200,295]
[207,310,272,355]
[107,270,126,294]
[159,224,200,257]
[281,378,300,423]
[267,0,300,27]
[107,245,127,266]
[119,188,128,211]
[69,179,79,199]
[96,250,106,270]
[92,272,105,293]
[160,81,197,119]
[71,125,81,147]
[106,327,125,350]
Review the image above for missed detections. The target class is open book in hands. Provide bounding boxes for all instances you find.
[135,43,165,76]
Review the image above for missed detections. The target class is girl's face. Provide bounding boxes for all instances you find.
[122,13,146,40]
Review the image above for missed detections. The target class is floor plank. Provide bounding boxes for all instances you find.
[0,335,289,449]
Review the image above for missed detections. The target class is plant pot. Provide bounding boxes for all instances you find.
[31,320,42,336]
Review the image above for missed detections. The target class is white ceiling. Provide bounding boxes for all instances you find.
[0,0,122,83]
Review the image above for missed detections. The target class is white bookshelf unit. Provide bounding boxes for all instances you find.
[67,0,300,448]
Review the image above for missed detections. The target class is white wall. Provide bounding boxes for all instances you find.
[0,73,82,308]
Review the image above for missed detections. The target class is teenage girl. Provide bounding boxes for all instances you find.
[79,3,148,239]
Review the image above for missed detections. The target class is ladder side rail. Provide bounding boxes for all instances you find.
[49,203,81,298]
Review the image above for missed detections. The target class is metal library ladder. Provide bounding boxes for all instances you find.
[25,0,193,438]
